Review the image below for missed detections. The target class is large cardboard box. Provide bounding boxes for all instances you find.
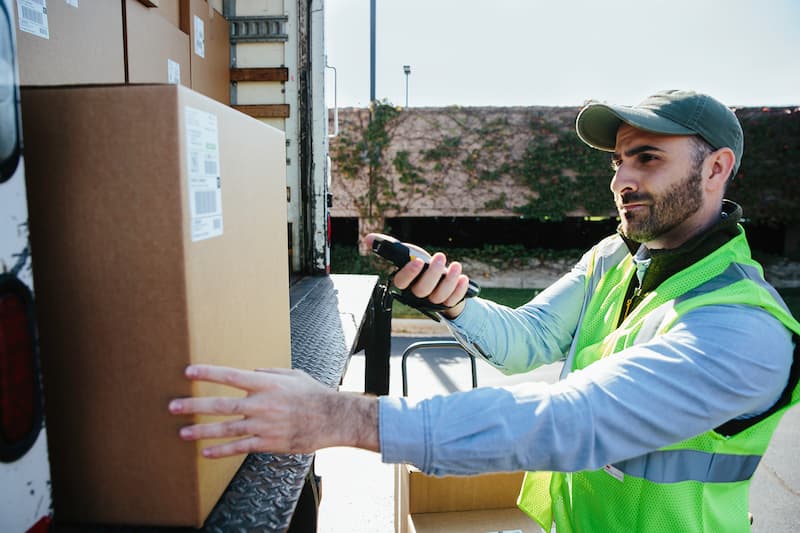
[125,0,191,85]
[21,84,291,526]
[181,0,230,104]
[15,0,125,85]
[396,465,538,533]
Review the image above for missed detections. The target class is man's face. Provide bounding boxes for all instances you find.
[611,124,709,249]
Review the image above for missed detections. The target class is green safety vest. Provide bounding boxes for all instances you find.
[517,226,800,532]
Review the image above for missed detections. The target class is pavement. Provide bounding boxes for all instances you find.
[315,320,800,533]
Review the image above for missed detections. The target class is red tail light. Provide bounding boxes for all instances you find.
[26,515,52,533]
[0,273,42,462]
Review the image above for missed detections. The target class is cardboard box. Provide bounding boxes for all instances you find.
[149,0,182,28]
[409,509,540,533]
[22,84,291,527]
[396,465,537,533]
[125,0,191,85]
[181,0,230,104]
[15,0,125,85]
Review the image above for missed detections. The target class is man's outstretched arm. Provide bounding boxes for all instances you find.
[168,365,379,458]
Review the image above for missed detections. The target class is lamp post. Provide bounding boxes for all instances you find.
[403,65,411,108]
[370,0,376,103]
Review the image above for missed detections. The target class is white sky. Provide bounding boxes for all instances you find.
[324,0,800,109]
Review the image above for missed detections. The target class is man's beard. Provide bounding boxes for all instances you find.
[618,166,704,244]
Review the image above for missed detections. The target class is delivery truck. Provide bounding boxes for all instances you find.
[0,1,391,531]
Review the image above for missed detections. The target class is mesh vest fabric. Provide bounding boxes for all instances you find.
[517,227,800,532]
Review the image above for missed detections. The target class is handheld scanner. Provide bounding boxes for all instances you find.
[370,234,480,298]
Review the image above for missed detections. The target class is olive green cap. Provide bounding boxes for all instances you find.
[576,90,744,176]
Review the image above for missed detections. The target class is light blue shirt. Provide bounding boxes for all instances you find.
[379,251,794,476]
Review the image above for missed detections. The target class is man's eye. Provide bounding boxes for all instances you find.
[610,159,621,171]
[638,153,658,163]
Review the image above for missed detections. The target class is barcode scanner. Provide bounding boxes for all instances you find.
[370,234,480,299]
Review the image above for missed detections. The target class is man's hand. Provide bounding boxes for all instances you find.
[364,233,470,319]
[168,365,379,458]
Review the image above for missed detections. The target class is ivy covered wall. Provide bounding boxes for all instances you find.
[330,103,800,250]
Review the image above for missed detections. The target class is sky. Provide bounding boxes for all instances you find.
[324,0,800,109]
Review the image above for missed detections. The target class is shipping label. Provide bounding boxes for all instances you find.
[193,14,205,58]
[167,59,181,85]
[16,0,48,39]
[185,106,223,242]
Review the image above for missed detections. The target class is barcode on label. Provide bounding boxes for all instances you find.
[204,159,217,176]
[21,6,44,25]
[194,191,217,215]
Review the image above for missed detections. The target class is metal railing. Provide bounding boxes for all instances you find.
[401,340,477,396]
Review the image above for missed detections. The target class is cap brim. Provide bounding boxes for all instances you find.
[576,104,696,152]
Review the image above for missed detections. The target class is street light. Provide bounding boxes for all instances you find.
[403,65,411,108]
[370,0,376,103]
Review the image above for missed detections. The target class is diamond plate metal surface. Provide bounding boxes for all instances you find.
[202,452,313,532]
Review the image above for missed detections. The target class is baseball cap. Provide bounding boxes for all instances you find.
[576,90,744,176]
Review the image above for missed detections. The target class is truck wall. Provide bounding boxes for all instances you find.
[0,0,51,530]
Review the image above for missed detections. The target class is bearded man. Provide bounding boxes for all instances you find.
[171,90,800,532]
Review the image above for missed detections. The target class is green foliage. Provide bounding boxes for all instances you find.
[483,192,508,210]
[331,105,800,224]
[422,136,462,161]
[512,121,615,219]
[365,102,401,168]
[393,150,426,188]
[330,100,404,217]
[727,108,800,223]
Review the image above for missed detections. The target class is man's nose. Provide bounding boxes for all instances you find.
[610,166,639,196]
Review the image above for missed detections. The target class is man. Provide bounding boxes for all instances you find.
[169,90,800,532]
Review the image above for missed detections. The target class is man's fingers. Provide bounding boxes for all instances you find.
[391,258,425,290]
[390,252,471,309]
[443,275,470,308]
[428,261,463,304]
[184,364,272,392]
[169,395,249,416]
[178,418,251,441]
[410,253,448,298]
[200,436,266,459]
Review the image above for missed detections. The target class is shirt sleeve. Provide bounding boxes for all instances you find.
[445,250,590,374]
[379,304,793,476]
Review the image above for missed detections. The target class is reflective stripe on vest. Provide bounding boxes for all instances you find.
[611,449,761,484]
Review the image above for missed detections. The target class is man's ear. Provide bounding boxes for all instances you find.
[704,147,735,191]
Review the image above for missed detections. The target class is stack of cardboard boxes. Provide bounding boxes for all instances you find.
[15,0,291,527]
[16,0,229,104]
